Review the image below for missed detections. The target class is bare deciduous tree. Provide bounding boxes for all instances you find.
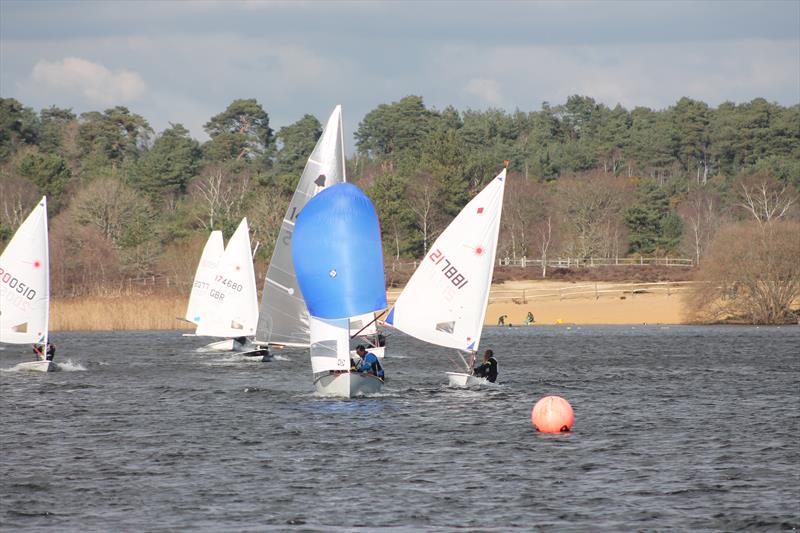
[191,166,252,231]
[737,176,798,226]
[407,173,443,256]
[678,187,724,266]
[0,175,40,231]
[686,220,800,324]
[555,173,631,259]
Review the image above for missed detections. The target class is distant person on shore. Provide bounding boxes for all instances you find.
[473,349,498,383]
[525,312,535,325]
[32,343,55,361]
[497,315,507,326]
[355,345,384,380]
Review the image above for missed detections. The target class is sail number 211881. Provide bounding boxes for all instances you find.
[428,249,468,289]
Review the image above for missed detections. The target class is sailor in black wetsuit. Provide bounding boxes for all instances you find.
[473,349,498,383]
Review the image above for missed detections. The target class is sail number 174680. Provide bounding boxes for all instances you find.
[429,249,468,289]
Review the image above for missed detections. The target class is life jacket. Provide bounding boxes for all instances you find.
[361,352,384,379]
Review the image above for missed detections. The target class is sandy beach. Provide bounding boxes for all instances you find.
[484,280,687,325]
[389,279,689,327]
[49,279,691,331]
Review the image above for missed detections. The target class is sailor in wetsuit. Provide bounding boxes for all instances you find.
[473,349,497,383]
[355,345,384,380]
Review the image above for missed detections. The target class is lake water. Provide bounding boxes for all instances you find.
[1,326,798,532]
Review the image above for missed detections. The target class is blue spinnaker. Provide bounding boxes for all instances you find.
[292,183,387,319]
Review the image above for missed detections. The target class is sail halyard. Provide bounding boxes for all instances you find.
[254,105,346,347]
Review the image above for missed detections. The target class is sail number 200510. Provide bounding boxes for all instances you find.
[428,249,468,289]
[0,267,37,300]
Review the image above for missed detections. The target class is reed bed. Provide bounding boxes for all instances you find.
[51,295,193,331]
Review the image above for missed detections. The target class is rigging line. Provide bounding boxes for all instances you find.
[349,309,387,339]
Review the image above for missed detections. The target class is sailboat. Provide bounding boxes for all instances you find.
[194,218,264,357]
[184,230,224,330]
[292,183,388,397]
[0,196,54,372]
[385,164,508,387]
[253,105,347,350]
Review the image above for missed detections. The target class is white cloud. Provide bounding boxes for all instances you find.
[30,57,146,106]
[433,39,799,111]
[464,78,503,106]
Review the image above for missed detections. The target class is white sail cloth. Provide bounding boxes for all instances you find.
[195,218,258,338]
[386,168,507,353]
[255,105,346,347]
[185,230,224,325]
[0,197,49,344]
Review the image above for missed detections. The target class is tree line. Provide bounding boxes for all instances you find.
[1,94,798,321]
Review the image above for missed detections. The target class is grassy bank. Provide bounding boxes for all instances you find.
[51,295,192,331]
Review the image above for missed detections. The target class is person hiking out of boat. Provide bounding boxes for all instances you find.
[32,343,55,361]
[355,345,384,380]
[473,349,497,383]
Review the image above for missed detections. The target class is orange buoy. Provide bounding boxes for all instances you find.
[531,395,574,433]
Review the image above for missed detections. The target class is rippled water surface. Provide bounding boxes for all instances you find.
[1,326,799,532]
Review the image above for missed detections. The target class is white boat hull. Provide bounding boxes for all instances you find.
[195,338,259,353]
[16,360,56,373]
[314,371,383,397]
[446,372,488,388]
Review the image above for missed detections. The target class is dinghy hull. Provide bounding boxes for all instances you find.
[16,360,55,373]
[314,371,383,397]
[446,372,488,388]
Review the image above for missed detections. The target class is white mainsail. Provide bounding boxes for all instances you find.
[0,196,49,345]
[254,105,346,347]
[195,218,258,338]
[185,230,224,326]
[386,168,507,353]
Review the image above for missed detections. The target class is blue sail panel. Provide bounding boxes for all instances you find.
[291,183,387,319]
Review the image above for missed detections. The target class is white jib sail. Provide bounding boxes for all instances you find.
[386,168,507,352]
[255,105,347,347]
[185,230,224,325]
[309,316,351,374]
[195,218,259,338]
[0,196,49,345]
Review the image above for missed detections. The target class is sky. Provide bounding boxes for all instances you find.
[1,0,798,149]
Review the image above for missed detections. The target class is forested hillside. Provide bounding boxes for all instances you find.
[1,95,798,297]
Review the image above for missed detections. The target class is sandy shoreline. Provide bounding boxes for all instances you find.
[50,280,691,331]
[391,279,689,327]
[482,280,687,326]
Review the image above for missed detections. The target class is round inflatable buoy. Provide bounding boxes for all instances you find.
[531,395,574,433]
